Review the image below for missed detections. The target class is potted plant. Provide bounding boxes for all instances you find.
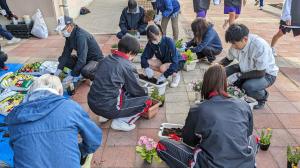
[287,145,300,168]
[141,99,161,119]
[111,43,118,53]
[136,136,162,164]
[227,86,245,98]
[150,88,165,107]
[175,39,183,49]
[189,80,203,102]
[256,128,273,151]
[182,49,198,72]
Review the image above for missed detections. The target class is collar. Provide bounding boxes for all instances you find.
[241,35,252,53]
[66,25,78,40]
[208,91,229,99]
[112,50,130,60]
[127,6,140,14]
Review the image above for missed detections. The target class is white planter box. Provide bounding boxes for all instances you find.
[139,79,168,95]
[158,123,184,140]
[183,60,199,72]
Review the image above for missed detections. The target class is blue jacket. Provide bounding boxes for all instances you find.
[156,0,180,17]
[141,36,184,78]
[119,6,148,34]
[187,25,223,53]
[5,90,102,168]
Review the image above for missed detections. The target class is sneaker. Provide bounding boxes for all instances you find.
[254,101,265,110]
[7,37,21,44]
[259,6,263,10]
[111,119,136,131]
[170,73,180,88]
[272,47,277,57]
[98,116,109,123]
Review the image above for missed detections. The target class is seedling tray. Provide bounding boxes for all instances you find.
[139,75,168,95]
[158,123,184,140]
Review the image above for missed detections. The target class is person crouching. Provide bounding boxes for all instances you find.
[88,35,152,132]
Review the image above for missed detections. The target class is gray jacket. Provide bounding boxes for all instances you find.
[58,25,104,76]
[292,0,300,28]
[88,54,147,117]
[193,0,210,12]
[183,96,255,168]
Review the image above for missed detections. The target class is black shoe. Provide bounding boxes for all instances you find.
[254,101,265,109]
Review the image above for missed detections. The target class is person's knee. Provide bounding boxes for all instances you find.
[242,81,258,93]
[116,32,125,39]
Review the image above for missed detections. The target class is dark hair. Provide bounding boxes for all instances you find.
[191,18,210,43]
[146,24,163,41]
[201,64,227,100]
[128,0,137,9]
[225,24,249,43]
[118,35,140,55]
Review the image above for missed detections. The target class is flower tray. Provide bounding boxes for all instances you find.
[139,74,168,95]
[158,123,184,140]
[141,99,161,119]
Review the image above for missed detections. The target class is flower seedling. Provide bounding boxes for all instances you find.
[287,145,300,168]
[182,49,197,64]
[175,39,183,49]
[150,88,165,104]
[256,128,273,145]
[227,86,245,98]
[136,136,161,164]
[189,80,203,92]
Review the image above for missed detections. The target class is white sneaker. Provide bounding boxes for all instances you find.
[170,73,180,88]
[259,6,263,10]
[272,47,277,57]
[98,116,109,123]
[111,119,136,131]
[7,37,21,44]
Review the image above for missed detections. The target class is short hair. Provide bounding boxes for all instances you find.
[128,0,137,9]
[225,24,249,43]
[118,35,140,55]
[29,74,63,95]
[191,18,210,43]
[146,24,163,41]
[201,64,227,100]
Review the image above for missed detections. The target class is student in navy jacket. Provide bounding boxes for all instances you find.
[141,25,185,88]
[185,18,222,63]
[156,64,258,168]
[117,0,148,39]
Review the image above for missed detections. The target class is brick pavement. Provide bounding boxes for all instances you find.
[2,0,300,167]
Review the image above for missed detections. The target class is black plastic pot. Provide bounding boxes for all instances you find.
[159,100,165,107]
[287,161,292,168]
[260,143,270,151]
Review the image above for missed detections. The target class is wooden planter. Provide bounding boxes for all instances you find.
[141,99,161,119]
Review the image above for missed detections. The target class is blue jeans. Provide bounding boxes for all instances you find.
[259,0,263,7]
[226,64,276,102]
[0,25,13,40]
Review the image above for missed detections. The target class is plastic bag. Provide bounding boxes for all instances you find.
[31,9,48,39]
[213,0,221,5]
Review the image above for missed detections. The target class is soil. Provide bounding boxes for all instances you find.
[139,74,164,85]
[162,128,183,137]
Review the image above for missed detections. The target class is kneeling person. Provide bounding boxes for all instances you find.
[220,24,279,109]
[55,16,104,82]
[88,35,152,132]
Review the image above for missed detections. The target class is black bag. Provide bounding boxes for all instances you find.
[80,7,91,15]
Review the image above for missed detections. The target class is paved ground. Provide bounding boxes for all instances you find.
[2,0,300,167]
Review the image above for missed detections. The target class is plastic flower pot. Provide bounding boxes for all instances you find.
[158,123,184,140]
[260,143,270,151]
[195,92,201,102]
[183,60,199,72]
[139,77,168,95]
[141,99,161,119]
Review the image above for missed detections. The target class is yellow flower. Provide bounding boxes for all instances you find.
[267,128,272,131]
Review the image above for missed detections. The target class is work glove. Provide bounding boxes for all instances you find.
[73,75,83,83]
[146,86,155,95]
[54,69,62,76]
[157,74,167,84]
[227,73,241,85]
[145,67,154,79]
[62,75,74,84]
[179,43,187,52]
[154,14,162,24]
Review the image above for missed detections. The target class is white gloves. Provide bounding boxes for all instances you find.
[154,14,162,24]
[145,67,154,79]
[179,43,187,52]
[157,74,167,84]
[227,73,241,85]
[62,75,74,84]
[54,69,62,76]
[147,86,154,95]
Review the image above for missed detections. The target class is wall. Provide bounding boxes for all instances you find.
[6,0,93,34]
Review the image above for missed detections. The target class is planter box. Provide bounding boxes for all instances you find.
[141,99,161,119]
[6,21,33,39]
[183,60,199,72]
[139,78,168,95]
[158,123,184,140]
